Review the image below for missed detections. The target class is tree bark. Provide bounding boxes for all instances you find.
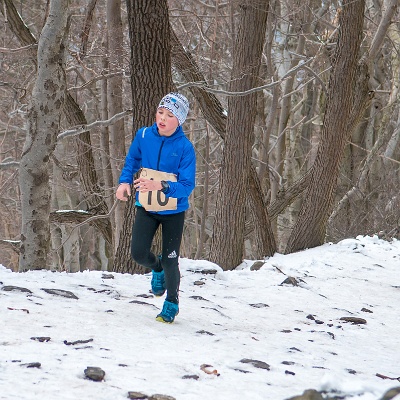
[51,141,80,272]
[19,0,69,271]
[329,20,400,228]
[114,0,173,274]
[106,0,126,250]
[79,0,98,57]
[0,0,37,48]
[2,0,113,269]
[209,0,271,270]
[384,22,400,162]
[171,26,276,260]
[271,0,311,203]
[63,94,113,248]
[285,0,366,253]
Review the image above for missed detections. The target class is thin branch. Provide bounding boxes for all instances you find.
[348,140,400,166]
[52,200,119,252]
[0,161,19,170]
[0,43,38,53]
[284,65,330,96]
[0,239,20,254]
[329,131,400,224]
[177,79,279,96]
[0,119,26,134]
[365,0,398,63]
[189,0,229,10]
[177,58,314,96]
[57,109,132,140]
[267,171,313,220]
[68,71,125,91]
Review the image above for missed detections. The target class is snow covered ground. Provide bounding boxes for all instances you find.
[1,235,399,400]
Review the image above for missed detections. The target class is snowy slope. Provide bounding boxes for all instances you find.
[0,235,399,400]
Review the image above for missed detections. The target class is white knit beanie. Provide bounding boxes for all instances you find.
[158,92,189,125]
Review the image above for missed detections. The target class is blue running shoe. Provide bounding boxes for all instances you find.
[151,270,165,296]
[156,300,179,323]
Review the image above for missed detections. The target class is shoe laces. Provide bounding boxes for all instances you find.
[161,301,178,318]
[152,270,164,285]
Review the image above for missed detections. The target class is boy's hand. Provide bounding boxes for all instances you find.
[134,177,162,193]
[116,183,131,201]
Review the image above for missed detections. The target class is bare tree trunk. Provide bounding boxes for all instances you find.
[271,1,310,202]
[171,26,276,260]
[51,141,80,272]
[19,0,69,271]
[209,0,270,270]
[2,0,113,269]
[274,1,312,249]
[0,0,37,51]
[114,0,173,274]
[329,42,400,227]
[79,0,98,56]
[194,124,210,260]
[170,28,226,134]
[107,0,126,249]
[99,44,114,211]
[63,94,113,249]
[285,0,366,253]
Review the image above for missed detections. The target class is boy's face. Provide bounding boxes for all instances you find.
[156,107,179,136]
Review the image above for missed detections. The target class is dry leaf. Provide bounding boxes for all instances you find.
[200,364,220,376]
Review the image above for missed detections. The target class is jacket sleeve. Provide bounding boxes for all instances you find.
[118,129,143,184]
[165,141,196,199]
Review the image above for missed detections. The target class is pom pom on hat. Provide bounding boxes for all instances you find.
[158,92,189,125]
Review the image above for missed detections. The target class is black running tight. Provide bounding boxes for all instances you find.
[131,206,185,304]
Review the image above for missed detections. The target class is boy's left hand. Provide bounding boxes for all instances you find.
[134,177,162,193]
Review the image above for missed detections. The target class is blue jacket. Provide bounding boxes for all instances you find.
[119,123,196,214]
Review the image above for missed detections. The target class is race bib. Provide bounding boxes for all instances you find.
[138,168,177,211]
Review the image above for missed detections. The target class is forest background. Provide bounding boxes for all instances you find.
[0,0,399,273]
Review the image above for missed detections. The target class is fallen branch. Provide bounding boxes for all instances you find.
[376,373,400,381]
[8,307,29,314]
[64,338,93,346]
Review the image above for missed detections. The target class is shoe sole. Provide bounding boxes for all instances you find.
[151,291,166,297]
[156,316,174,323]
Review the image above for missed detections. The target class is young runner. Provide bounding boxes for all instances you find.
[116,93,196,323]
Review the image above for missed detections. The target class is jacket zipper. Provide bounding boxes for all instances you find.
[157,138,165,170]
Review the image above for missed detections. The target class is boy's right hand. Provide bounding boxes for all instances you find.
[116,183,131,201]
